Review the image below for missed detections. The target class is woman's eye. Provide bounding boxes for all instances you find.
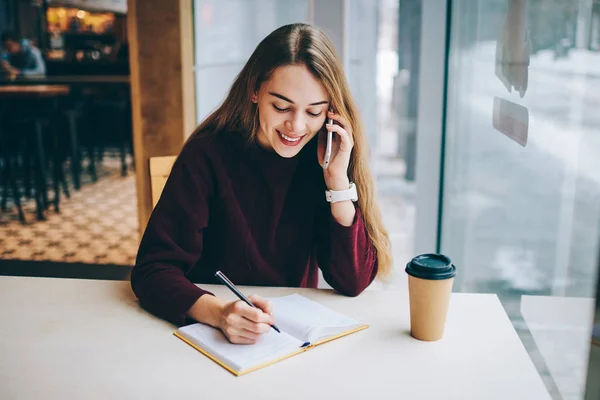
[307,111,322,118]
[273,105,289,112]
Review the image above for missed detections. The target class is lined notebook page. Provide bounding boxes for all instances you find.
[177,323,303,372]
[270,294,364,343]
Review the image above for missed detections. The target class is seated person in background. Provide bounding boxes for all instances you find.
[1,30,46,78]
[131,23,392,344]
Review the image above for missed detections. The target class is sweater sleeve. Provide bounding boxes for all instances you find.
[131,139,215,326]
[315,205,378,296]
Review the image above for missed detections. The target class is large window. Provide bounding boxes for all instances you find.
[441,1,600,398]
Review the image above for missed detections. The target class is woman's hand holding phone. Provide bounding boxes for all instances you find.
[318,109,354,191]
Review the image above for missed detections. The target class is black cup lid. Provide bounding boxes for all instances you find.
[405,253,456,280]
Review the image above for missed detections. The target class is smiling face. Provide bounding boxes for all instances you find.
[254,64,329,158]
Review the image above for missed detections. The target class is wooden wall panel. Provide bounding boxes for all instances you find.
[127,0,195,235]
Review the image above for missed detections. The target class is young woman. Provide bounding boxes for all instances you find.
[131,23,392,344]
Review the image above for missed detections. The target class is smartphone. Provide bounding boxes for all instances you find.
[323,109,334,169]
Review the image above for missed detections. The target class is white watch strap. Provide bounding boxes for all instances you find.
[325,182,358,203]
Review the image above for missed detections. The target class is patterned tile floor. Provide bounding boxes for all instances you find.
[0,158,139,266]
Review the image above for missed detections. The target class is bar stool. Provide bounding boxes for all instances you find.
[0,106,26,223]
[0,85,71,220]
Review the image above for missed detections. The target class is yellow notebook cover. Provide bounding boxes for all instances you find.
[173,294,368,376]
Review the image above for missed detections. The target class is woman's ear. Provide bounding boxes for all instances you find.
[251,94,258,103]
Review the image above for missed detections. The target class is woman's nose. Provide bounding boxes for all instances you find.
[285,112,305,133]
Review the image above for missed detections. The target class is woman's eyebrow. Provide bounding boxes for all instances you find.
[268,92,329,106]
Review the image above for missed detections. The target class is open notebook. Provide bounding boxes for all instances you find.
[174,294,368,376]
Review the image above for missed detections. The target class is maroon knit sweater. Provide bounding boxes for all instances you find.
[131,131,378,325]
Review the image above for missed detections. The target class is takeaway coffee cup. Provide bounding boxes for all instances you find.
[405,253,456,341]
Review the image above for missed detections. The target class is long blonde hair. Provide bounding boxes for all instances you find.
[192,23,393,280]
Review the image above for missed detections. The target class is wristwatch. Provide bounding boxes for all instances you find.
[325,182,358,203]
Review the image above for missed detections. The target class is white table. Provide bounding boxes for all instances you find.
[521,295,595,400]
[0,277,550,399]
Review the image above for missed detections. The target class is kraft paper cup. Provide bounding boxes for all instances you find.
[406,254,456,341]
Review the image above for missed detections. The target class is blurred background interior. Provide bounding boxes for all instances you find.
[0,1,599,399]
